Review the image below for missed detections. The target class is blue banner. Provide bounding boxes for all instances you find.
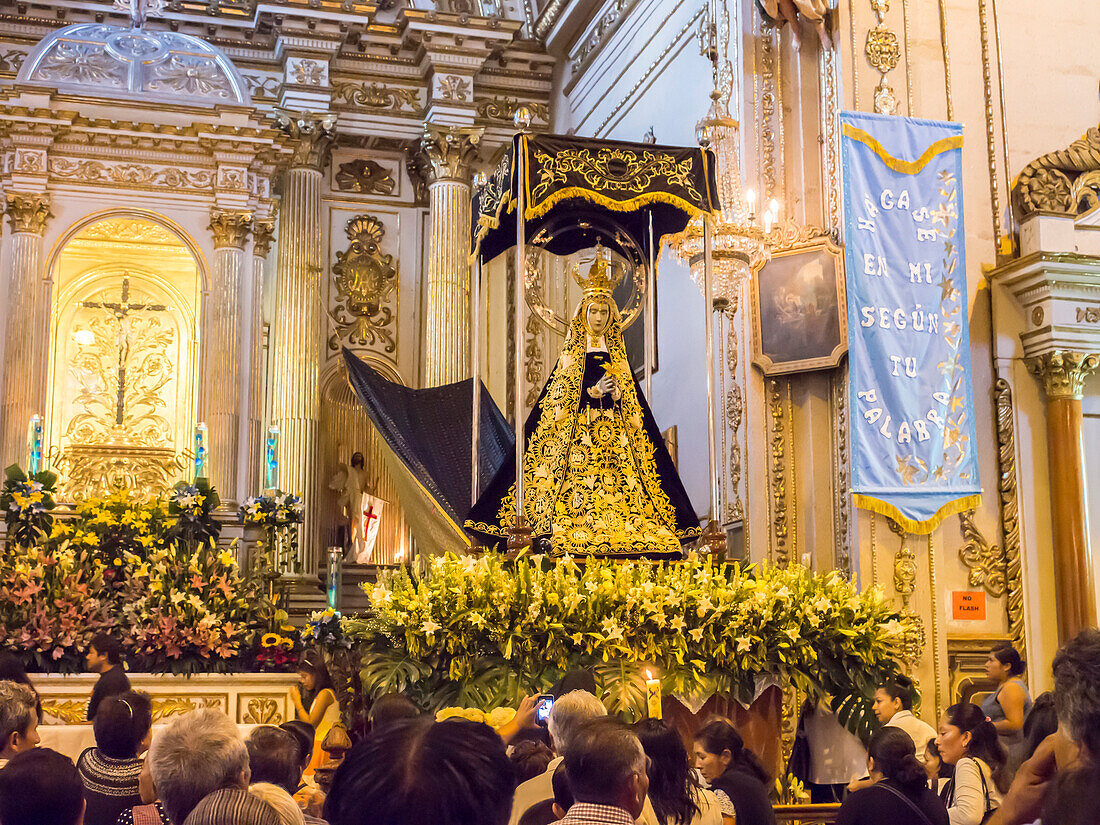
[840,111,980,533]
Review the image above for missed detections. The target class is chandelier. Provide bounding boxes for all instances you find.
[669,5,778,307]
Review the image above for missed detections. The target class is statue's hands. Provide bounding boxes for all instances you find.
[595,375,616,396]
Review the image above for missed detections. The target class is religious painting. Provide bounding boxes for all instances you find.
[751,229,847,375]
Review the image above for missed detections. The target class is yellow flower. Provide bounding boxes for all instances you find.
[261,633,281,647]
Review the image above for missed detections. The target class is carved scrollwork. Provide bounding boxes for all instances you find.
[328,215,397,354]
[475,97,550,124]
[994,378,1026,658]
[331,82,420,113]
[1013,125,1100,219]
[335,159,396,195]
[242,697,282,724]
[958,509,1007,596]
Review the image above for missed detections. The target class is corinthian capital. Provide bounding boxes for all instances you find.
[4,192,52,234]
[420,124,483,184]
[209,209,254,249]
[276,110,337,171]
[1026,350,1100,400]
[253,216,276,258]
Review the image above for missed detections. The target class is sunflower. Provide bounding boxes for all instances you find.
[261,633,281,647]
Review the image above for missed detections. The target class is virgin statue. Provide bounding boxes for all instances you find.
[466,252,700,557]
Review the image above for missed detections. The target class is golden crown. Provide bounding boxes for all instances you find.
[571,245,623,296]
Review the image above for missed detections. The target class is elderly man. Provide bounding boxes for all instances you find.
[509,690,658,825]
[559,718,650,825]
[509,690,606,825]
[148,709,250,825]
[0,681,39,768]
[247,726,326,825]
[988,628,1100,825]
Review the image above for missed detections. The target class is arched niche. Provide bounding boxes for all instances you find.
[317,359,413,565]
[45,214,203,500]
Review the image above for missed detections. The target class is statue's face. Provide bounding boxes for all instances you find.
[351,452,364,469]
[585,301,611,336]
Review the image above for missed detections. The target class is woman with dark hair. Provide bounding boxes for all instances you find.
[291,651,339,778]
[693,719,774,825]
[836,727,949,825]
[635,720,723,825]
[874,676,938,764]
[924,738,953,793]
[76,691,153,825]
[1019,691,1057,765]
[936,703,1007,825]
[981,645,1031,759]
[324,717,515,825]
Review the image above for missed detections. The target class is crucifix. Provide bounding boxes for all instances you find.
[81,275,168,426]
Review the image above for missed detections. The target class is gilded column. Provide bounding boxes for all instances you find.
[0,193,53,467]
[420,124,482,386]
[1026,350,1100,641]
[271,113,335,571]
[249,216,275,494]
[205,209,253,505]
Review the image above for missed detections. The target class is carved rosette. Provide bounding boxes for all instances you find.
[1013,125,1100,220]
[276,110,337,171]
[1026,350,1100,400]
[4,192,52,234]
[420,124,482,185]
[209,209,253,249]
[253,217,276,258]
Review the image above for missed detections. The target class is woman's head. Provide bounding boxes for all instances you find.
[937,703,1008,790]
[582,296,616,338]
[297,651,331,695]
[866,727,927,793]
[324,718,515,825]
[634,719,699,825]
[1022,692,1058,763]
[873,676,915,723]
[94,691,153,759]
[924,738,952,782]
[986,644,1025,682]
[692,719,769,785]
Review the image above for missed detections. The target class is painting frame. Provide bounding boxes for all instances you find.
[751,224,848,376]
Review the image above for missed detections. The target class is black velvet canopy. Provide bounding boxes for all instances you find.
[471,133,720,264]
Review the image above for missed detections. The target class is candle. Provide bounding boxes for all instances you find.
[645,669,662,719]
[327,546,342,610]
[745,188,756,215]
[27,415,43,475]
[264,425,280,491]
[194,422,208,480]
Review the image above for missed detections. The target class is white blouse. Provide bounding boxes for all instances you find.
[946,757,1003,825]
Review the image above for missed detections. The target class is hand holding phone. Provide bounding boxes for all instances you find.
[535,694,554,726]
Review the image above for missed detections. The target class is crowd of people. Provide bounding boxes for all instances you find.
[0,629,1095,825]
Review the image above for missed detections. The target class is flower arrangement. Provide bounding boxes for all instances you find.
[254,622,302,672]
[168,478,221,544]
[239,491,305,528]
[0,471,279,675]
[302,608,352,650]
[2,464,57,547]
[346,554,917,729]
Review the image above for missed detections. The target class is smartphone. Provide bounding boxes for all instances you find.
[535,694,554,726]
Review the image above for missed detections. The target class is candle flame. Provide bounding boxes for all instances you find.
[645,669,653,680]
